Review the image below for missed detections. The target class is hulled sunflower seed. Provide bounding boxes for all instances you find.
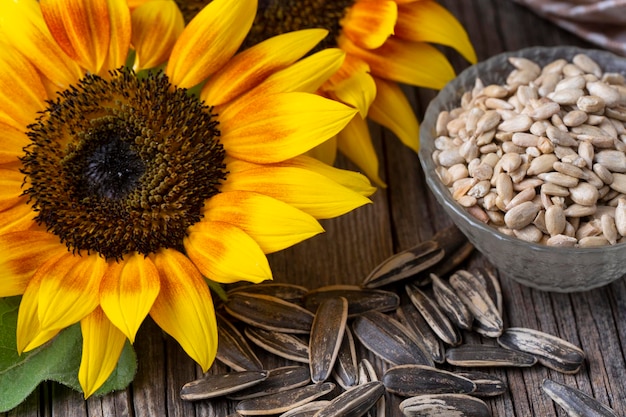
[180,370,268,401]
[362,240,445,288]
[225,292,315,334]
[331,327,359,390]
[235,382,336,416]
[309,297,348,383]
[405,283,462,346]
[399,394,491,417]
[446,344,537,368]
[352,311,435,366]
[382,364,476,396]
[314,381,385,417]
[497,327,585,374]
[227,366,311,400]
[541,379,619,417]
[430,273,474,330]
[304,286,399,317]
[449,270,503,338]
[244,327,309,363]
[455,371,508,397]
[396,302,446,364]
[217,313,263,371]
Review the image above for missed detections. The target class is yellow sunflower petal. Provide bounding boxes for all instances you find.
[201,28,328,106]
[219,92,357,164]
[166,0,256,88]
[221,165,371,219]
[0,47,48,130]
[79,307,127,398]
[100,254,160,342]
[0,124,30,166]
[368,76,419,152]
[337,114,386,187]
[0,231,67,297]
[185,220,272,284]
[150,249,217,371]
[0,169,27,212]
[202,190,324,253]
[338,34,455,90]
[340,0,397,49]
[37,253,107,332]
[40,0,111,73]
[16,255,64,352]
[307,136,338,166]
[396,0,477,64]
[102,0,132,72]
[326,59,376,118]
[275,155,376,197]
[131,0,184,71]
[0,0,82,88]
[0,201,38,235]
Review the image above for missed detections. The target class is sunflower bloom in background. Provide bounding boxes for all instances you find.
[0,0,374,397]
[157,0,477,186]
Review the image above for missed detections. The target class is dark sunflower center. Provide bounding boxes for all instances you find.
[21,68,226,259]
[175,0,356,51]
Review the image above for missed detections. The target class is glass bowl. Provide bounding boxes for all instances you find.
[418,46,626,292]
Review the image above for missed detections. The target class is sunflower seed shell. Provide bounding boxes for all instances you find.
[455,371,508,397]
[314,381,385,417]
[304,286,399,317]
[244,327,309,363]
[227,366,311,400]
[497,327,585,373]
[331,327,359,389]
[279,401,331,417]
[399,394,491,417]
[225,292,315,334]
[446,345,537,368]
[217,314,263,371]
[430,273,474,330]
[382,364,476,396]
[235,382,335,416]
[180,370,268,401]
[396,302,446,364]
[405,283,462,346]
[352,311,435,367]
[542,379,619,417]
[309,297,348,383]
[228,283,310,304]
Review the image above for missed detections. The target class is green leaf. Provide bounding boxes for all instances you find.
[0,297,137,412]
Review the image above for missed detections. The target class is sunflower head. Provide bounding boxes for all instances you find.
[21,68,226,259]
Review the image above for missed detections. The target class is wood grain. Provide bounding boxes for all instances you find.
[4,0,625,416]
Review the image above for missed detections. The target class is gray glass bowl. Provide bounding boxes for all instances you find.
[418,46,626,292]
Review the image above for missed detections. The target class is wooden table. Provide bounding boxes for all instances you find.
[6,1,626,416]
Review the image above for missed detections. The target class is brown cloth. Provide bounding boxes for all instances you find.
[513,0,626,56]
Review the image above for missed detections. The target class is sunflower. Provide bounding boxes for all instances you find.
[156,0,477,186]
[0,0,373,397]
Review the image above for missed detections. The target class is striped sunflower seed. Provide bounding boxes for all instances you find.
[399,393,491,417]
[471,268,503,316]
[225,292,315,334]
[180,370,268,401]
[352,311,435,367]
[278,400,331,417]
[244,327,309,363]
[454,371,508,397]
[362,240,445,288]
[497,327,585,374]
[228,283,310,304]
[314,381,385,417]
[542,379,619,417]
[430,273,474,330]
[309,297,348,383]
[405,283,462,346]
[446,344,537,368]
[227,366,311,400]
[331,327,359,390]
[304,285,399,317]
[449,270,503,338]
[396,302,446,364]
[382,364,476,397]
[235,382,335,416]
[217,313,263,371]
